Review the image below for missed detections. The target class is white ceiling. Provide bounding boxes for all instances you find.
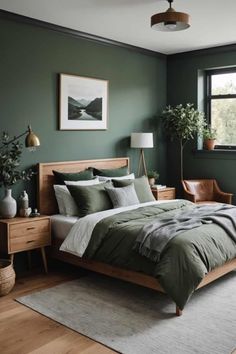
[0,0,236,55]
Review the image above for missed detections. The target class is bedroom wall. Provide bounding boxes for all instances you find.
[167,46,236,202]
[0,16,167,206]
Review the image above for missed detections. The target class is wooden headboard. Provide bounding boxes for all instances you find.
[37,157,130,215]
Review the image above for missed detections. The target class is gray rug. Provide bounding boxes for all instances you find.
[17,272,236,354]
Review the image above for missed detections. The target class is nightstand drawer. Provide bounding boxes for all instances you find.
[151,187,176,201]
[159,191,175,200]
[10,232,50,253]
[9,219,49,239]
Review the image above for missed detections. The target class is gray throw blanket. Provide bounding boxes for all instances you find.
[134,204,236,262]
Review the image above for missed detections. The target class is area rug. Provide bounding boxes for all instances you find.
[16,272,236,354]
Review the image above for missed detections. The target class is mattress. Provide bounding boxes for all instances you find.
[51,214,78,240]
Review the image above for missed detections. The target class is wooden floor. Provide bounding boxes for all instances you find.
[0,270,116,354]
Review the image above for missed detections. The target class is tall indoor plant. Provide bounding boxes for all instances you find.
[0,132,33,218]
[162,103,205,180]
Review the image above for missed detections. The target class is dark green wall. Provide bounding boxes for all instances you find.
[167,48,236,202]
[0,17,167,206]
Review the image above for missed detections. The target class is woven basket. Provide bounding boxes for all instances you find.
[0,259,15,296]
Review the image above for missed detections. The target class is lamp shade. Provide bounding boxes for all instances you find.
[25,125,40,148]
[151,0,190,32]
[131,133,153,148]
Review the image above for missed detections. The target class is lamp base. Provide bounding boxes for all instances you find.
[137,148,147,177]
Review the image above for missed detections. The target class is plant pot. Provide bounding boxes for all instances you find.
[0,188,17,218]
[0,259,15,296]
[148,177,156,186]
[204,139,216,151]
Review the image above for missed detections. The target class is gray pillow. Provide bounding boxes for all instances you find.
[112,175,155,203]
[105,184,139,208]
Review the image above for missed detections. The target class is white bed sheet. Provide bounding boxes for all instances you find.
[51,214,78,240]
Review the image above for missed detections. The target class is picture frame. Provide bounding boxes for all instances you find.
[59,73,108,130]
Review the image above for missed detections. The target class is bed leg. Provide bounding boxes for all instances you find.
[176,306,182,316]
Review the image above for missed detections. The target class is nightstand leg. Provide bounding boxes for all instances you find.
[27,251,32,270]
[40,247,48,273]
[10,254,14,264]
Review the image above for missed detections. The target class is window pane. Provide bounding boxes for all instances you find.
[212,73,236,95]
[211,98,236,145]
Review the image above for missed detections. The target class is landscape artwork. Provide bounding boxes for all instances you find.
[59,74,108,130]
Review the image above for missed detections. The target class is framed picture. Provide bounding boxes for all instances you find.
[59,73,108,130]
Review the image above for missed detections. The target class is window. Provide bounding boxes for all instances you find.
[206,68,236,149]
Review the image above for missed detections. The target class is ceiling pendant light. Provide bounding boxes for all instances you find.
[151,0,190,32]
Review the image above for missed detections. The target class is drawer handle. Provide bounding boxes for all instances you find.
[27,227,35,230]
[27,240,34,243]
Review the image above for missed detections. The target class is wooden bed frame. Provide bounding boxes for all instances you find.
[37,157,236,316]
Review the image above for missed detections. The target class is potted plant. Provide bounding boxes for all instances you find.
[162,103,206,180]
[147,170,159,186]
[0,132,33,218]
[203,126,217,150]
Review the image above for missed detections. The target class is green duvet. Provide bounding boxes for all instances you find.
[84,200,236,309]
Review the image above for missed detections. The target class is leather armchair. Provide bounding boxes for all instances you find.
[182,179,233,204]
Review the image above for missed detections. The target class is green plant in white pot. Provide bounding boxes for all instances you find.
[147,170,159,186]
[162,103,205,180]
[0,132,33,218]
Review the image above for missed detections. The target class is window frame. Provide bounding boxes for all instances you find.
[206,67,236,150]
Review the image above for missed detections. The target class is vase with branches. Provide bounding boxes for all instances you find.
[162,103,205,180]
[0,132,34,218]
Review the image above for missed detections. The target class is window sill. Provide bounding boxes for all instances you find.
[193,148,236,159]
[195,148,236,152]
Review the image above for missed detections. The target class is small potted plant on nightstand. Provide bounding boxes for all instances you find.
[203,126,217,150]
[147,170,159,186]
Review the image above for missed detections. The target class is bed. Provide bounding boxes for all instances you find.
[37,157,236,316]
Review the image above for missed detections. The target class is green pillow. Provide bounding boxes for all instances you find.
[53,169,93,185]
[67,182,113,217]
[92,166,129,177]
[112,176,155,203]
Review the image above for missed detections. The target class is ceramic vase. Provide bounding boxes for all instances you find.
[0,188,17,218]
[148,177,156,186]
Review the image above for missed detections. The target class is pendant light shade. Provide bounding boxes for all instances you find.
[151,0,190,32]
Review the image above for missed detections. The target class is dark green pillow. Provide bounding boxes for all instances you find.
[67,182,113,217]
[92,166,129,177]
[112,176,155,203]
[53,169,93,185]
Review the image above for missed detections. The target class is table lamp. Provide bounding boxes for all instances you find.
[131,132,153,176]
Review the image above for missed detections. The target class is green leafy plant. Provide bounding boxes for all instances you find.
[203,126,217,140]
[0,132,34,188]
[147,170,159,180]
[162,103,206,180]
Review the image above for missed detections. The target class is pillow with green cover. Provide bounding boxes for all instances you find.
[53,169,93,185]
[91,166,129,177]
[67,182,113,217]
[112,175,155,203]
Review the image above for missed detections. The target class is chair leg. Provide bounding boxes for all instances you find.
[176,306,183,316]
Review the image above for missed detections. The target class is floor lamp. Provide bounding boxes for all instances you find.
[131,132,153,176]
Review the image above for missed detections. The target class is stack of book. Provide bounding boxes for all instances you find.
[151,184,166,189]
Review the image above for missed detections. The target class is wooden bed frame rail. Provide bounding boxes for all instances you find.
[38,158,236,316]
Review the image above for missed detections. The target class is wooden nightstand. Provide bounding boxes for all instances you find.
[0,216,51,273]
[151,187,176,201]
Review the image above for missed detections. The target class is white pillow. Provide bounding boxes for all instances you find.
[54,178,101,216]
[97,173,135,182]
[65,177,100,186]
[54,185,78,216]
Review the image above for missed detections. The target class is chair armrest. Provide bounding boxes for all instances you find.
[183,190,196,203]
[215,191,233,204]
[213,180,233,204]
